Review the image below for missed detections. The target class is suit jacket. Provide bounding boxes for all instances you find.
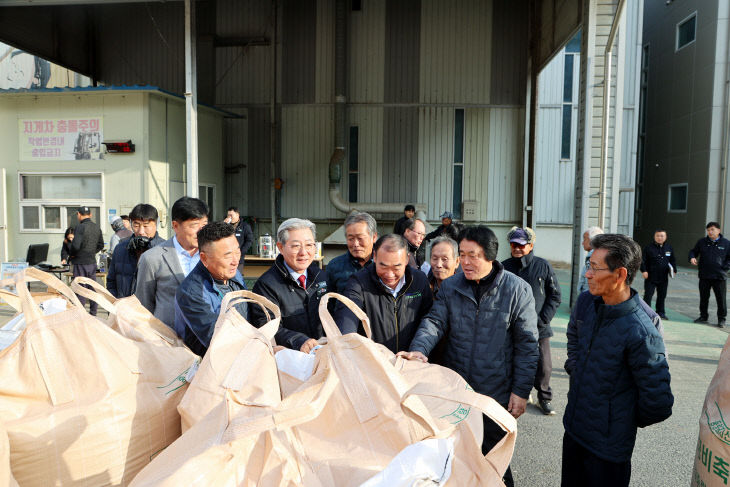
[134,237,186,328]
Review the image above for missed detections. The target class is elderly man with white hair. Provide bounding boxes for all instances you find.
[578,226,604,294]
[251,218,329,352]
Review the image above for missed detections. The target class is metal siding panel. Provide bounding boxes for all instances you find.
[463,108,490,222]
[349,107,384,203]
[93,4,184,93]
[282,0,317,104]
[486,108,523,222]
[384,0,421,103]
[247,107,272,218]
[383,107,419,203]
[280,106,336,219]
[224,112,249,215]
[349,0,386,103]
[490,0,528,105]
[316,0,335,104]
[419,0,493,104]
[418,107,453,218]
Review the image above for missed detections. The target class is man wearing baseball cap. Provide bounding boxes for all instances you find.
[69,206,105,316]
[502,226,562,415]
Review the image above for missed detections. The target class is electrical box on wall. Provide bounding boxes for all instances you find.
[462,200,478,221]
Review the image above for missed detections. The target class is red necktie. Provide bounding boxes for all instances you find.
[297,275,306,289]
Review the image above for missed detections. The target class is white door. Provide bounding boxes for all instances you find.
[0,168,7,262]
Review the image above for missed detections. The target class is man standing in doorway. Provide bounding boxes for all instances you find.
[640,229,676,320]
[69,206,104,316]
[689,221,730,327]
[225,206,254,275]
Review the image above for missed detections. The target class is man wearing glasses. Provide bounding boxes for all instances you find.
[502,226,562,416]
[403,218,427,269]
[562,234,673,486]
[398,225,538,487]
[251,218,328,352]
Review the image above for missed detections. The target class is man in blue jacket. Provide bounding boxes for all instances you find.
[398,225,538,487]
[563,234,673,486]
[326,211,378,292]
[689,221,730,327]
[174,221,247,356]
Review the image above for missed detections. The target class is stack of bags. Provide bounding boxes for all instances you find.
[0,268,198,486]
[0,268,517,486]
[131,292,517,486]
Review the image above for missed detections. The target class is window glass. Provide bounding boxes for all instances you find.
[565,30,581,53]
[453,109,465,163]
[22,206,40,229]
[452,165,463,220]
[44,206,61,229]
[21,175,101,200]
[563,54,574,103]
[561,105,572,160]
[669,185,688,212]
[677,15,696,50]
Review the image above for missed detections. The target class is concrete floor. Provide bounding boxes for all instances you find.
[0,267,726,486]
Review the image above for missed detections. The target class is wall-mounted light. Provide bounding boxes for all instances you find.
[102,140,135,153]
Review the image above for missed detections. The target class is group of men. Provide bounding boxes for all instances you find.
[580,221,730,328]
[62,198,675,487]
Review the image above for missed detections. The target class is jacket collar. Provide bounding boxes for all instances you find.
[273,254,321,289]
[706,233,725,243]
[194,260,245,289]
[516,252,534,269]
[591,290,641,319]
[348,251,373,269]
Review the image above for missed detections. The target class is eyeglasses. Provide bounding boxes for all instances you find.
[510,242,527,249]
[408,230,426,237]
[286,243,317,253]
[587,262,612,272]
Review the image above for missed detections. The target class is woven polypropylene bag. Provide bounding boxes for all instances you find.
[130,293,516,486]
[177,290,282,432]
[693,334,730,486]
[0,268,198,486]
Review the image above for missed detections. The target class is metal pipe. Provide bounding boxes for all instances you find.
[184,0,199,198]
[719,14,730,228]
[598,0,626,227]
[270,0,277,233]
[327,0,427,216]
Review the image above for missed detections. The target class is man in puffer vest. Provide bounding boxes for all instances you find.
[563,234,673,486]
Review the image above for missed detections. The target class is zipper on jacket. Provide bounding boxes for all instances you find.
[389,277,414,351]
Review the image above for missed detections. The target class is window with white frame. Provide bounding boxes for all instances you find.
[676,12,696,51]
[19,173,103,232]
[668,183,688,213]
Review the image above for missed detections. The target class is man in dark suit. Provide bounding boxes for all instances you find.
[640,229,676,320]
[69,206,104,315]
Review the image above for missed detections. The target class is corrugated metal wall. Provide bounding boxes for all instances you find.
[280,106,337,219]
[349,0,386,103]
[419,0,493,104]
[535,48,580,224]
[82,0,531,225]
